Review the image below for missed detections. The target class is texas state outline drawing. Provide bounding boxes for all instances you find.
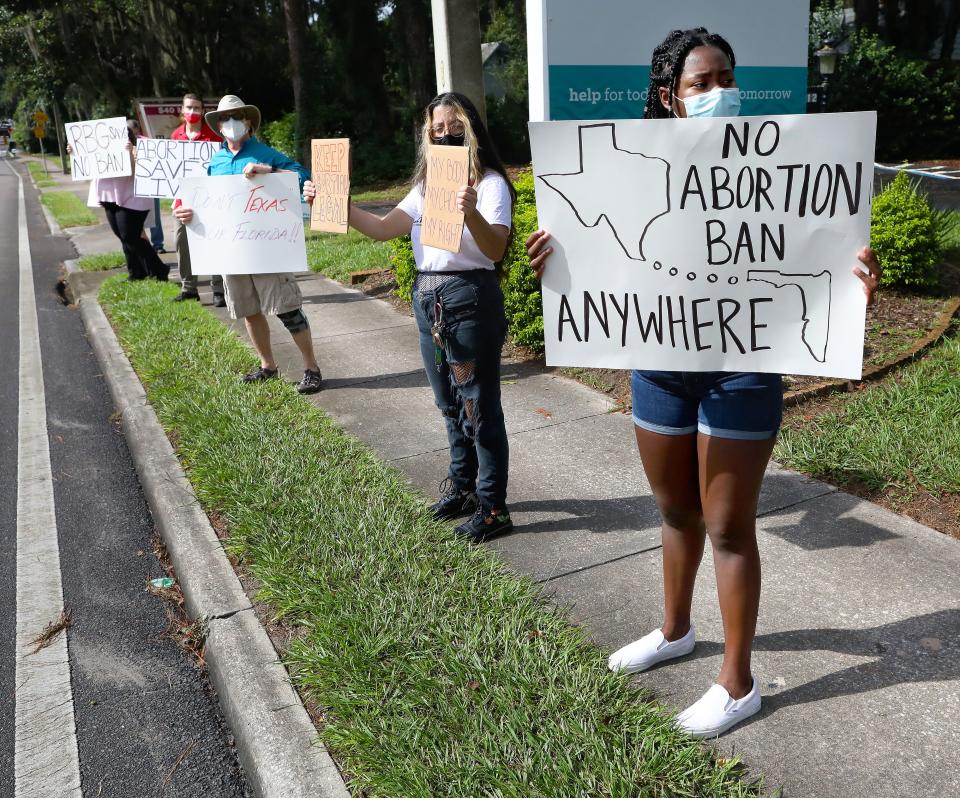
[537,123,670,262]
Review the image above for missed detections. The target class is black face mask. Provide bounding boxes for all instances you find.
[432,133,465,147]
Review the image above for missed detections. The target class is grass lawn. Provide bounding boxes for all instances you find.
[939,209,960,261]
[26,159,55,188]
[352,179,409,203]
[306,229,392,282]
[78,251,125,272]
[98,275,762,798]
[776,330,960,527]
[41,191,97,227]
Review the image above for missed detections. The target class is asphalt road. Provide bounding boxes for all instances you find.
[0,156,250,797]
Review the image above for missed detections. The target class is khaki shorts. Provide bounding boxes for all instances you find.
[223,273,303,319]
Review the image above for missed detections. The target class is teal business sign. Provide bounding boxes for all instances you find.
[549,65,808,120]
[527,1,810,121]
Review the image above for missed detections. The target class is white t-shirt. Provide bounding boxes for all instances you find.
[397,169,513,272]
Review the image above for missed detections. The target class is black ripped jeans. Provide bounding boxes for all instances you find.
[101,202,169,281]
[413,270,509,511]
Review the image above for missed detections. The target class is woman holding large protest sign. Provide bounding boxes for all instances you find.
[173,95,323,395]
[309,92,516,542]
[69,120,169,281]
[526,28,882,738]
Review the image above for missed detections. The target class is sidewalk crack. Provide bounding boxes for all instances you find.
[534,543,663,584]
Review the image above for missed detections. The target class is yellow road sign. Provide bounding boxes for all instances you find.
[34,126,46,139]
[32,110,48,124]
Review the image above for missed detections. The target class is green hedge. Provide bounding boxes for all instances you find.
[871,172,942,289]
[390,169,545,350]
[826,30,960,161]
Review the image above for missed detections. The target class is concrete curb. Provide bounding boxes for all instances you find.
[76,284,350,798]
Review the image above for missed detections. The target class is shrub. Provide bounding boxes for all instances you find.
[391,233,416,301]
[826,31,960,160]
[871,172,941,289]
[260,112,297,159]
[502,170,543,349]
[389,170,544,350]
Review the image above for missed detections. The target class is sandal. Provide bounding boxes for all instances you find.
[241,366,279,383]
[296,368,323,394]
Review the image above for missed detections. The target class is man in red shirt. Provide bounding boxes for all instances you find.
[171,93,225,304]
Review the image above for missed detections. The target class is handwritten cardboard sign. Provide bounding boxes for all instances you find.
[310,138,350,233]
[65,117,131,181]
[179,172,307,275]
[134,138,218,198]
[420,144,470,253]
[529,112,877,379]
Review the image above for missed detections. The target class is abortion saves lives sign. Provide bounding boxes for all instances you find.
[529,111,877,379]
[134,139,218,199]
[180,172,307,275]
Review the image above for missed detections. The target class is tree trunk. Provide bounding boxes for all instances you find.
[855,0,880,32]
[940,0,959,59]
[282,0,310,164]
[395,0,435,112]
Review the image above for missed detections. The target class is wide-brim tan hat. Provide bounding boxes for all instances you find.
[206,95,261,133]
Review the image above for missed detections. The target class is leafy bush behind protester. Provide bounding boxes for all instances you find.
[260,112,297,159]
[261,111,414,183]
[826,30,960,161]
[871,172,942,289]
[390,169,545,349]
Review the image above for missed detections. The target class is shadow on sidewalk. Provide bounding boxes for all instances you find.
[761,490,902,550]
[509,495,661,536]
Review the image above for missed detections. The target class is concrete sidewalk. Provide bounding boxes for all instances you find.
[55,177,959,793]
[220,272,959,798]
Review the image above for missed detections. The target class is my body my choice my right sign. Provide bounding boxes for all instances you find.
[529,111,877,379]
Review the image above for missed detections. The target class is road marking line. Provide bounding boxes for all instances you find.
[7,160,83,796]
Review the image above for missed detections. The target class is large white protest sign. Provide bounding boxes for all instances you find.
[65,117,131,181]
[530,111,877,379]
[180,172,307,275]
[134,138,218,198]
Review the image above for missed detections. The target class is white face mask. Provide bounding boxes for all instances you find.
[220,118,247,141]
[676,87,742,118]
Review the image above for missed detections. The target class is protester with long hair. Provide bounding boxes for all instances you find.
[308,92,516,541]
[527,28,882,737]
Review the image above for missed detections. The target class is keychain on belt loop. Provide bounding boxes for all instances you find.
[431,298,445,369]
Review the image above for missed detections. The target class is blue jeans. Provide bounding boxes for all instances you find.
[631,370,783,440]
[413,270,509,510]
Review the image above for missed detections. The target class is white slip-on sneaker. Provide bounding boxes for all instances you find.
[676,677,761,738]
[607,625,696,674]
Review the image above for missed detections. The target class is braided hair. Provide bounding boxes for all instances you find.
[643,28,737,120]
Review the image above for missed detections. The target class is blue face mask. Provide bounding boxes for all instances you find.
[677,87,741,118]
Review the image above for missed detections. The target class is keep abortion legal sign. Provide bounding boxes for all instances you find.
[529,111,877,379]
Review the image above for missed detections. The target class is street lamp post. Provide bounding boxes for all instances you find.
[814,41,839,113]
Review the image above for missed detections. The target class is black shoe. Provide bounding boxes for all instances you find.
[296,368,323,394]
[454,505,513,542]
[172,291,200,302]
[430,479,479,520]
[212,292,226,308]
[241,366,279,383]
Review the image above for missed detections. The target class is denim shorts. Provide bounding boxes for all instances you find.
[631,370,783,440]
